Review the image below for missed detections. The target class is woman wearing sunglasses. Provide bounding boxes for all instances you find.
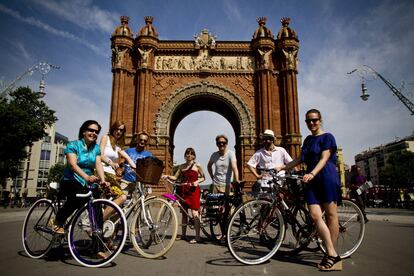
[283,109,342,271]
[163,147,205,244]
[99,121,136,217]
[53,120,108,235]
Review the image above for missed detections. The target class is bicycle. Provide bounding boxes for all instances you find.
[120,175,178,259]
[226,169,366,265]
[22,181,127,268]
[204,181,245,242]
[161,177,210,239]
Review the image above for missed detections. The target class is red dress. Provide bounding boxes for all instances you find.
[180,169,200,210]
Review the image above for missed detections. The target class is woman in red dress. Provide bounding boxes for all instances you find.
[164,148,205,243]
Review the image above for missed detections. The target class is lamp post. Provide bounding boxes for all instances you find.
[348,65,414,115]
[0,61,59,98]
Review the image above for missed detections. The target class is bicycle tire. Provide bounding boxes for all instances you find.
[130,197,177,259]
[319,199,366,258]
[199,204,213,239]
[22,199,56,258]
[68,199,127,267]
[226,199,285,265]
[278,204,316,255]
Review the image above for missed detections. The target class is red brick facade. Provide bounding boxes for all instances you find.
[110,16,301,185]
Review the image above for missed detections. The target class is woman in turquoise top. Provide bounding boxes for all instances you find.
[54,120,108,234]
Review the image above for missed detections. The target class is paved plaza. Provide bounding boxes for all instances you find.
[1,207,413,276]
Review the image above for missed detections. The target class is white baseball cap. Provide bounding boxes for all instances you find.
[263,129,275,137]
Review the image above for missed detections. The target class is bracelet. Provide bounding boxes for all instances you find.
[309,172,315,177]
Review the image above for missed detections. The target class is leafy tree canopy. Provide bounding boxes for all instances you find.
[379,151,414,188]
[48,163,65,184]
[0,87,57,183]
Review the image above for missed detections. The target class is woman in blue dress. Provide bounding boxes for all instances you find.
[282,109,342,271]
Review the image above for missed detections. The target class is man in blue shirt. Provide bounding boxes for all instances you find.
[123,132,152,183]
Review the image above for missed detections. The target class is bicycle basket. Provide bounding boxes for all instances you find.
[135,156,164,184]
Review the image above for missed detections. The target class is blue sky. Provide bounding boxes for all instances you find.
[1,0,413,182]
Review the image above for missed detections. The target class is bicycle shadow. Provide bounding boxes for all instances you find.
[20,246,118,268]
[120,241,167,260]
[273,251,323,268]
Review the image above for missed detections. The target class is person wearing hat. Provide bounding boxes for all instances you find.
[247,129,293,193]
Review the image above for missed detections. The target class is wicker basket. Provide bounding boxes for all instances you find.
[135,156,164,184]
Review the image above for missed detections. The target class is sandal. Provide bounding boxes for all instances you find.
[52,225,65,235]
[97,251,109,259]
[176,235,187,241]
[189,238,203,244]
[318,255,342,271]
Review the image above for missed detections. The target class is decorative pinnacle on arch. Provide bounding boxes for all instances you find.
[145,16,154,24]
[257,17,267,26]
[120,16,130,24]
[280,17,291,27]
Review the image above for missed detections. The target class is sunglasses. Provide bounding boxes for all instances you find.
[139,139,148,143]
[262,136,274,141]
[305,118,320,124]
[115,128,125,132]
[216,141,227,146]
[86,128,100,134]
[185,151,195,156]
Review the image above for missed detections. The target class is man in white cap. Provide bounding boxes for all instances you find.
[247,129,293,192]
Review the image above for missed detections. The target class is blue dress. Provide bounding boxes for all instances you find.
[301,133,341,204]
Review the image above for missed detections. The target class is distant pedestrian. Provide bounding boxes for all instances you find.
[350,165,369,222]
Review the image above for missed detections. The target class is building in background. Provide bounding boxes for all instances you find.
[5,124,68,200]
[355,134,414,186]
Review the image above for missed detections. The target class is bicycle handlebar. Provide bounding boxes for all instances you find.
[76,190,92,198]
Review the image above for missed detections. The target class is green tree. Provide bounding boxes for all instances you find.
[0,87,57,185]
[48,163,65,183]
[379,151,414,188]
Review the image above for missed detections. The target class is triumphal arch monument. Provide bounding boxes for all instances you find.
[110,16,301,186]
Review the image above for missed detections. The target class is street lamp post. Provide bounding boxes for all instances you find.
[0,61,59,98]
[348,65,414,115]
[1,61,59,202]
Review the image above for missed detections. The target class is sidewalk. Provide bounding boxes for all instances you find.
[366,207,414,224]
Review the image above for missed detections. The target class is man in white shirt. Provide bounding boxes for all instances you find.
[247,129,293,191]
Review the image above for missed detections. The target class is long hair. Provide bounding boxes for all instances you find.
[78,120,101,140]
[108,120,126,150]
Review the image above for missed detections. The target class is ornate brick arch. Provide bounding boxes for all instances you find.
[155,81,255,142]
[110,16,302,184]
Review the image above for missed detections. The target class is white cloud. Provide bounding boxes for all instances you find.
[0,3,105,56]
[43,83,110,140]
[297,0,414,165]
[32,0,118,33]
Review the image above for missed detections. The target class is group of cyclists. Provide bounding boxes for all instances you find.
[49,107,347,271]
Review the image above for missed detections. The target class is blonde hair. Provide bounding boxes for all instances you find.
[109,121,126,150]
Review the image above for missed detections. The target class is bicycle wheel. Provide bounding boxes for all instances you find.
[319,199,366,258]
[278,204,317,255]
[130,197,177,259]
[199,204,212,239]
[226,199,285,265]
[22,199,56,258]
[68,199,127,267]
